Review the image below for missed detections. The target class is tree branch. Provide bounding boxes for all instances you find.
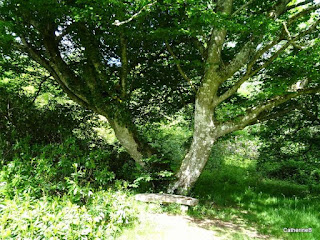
[31,75,51,104]
[21,35,95,111]
[257,100,320,123]
[165,41,196,92]
[20,36,52,73]
[191,37,207,60]
[269,0,291,19]
[40,24,93,104]
[76,23,112,97]
[216,40,290,105]
[120,33,128,98]
[223,40,257,79]
[257,103,298,122]
[287,0,314,11]
[216,0,233,14]
[113,1,157,26]
[222,1,320,89]
[288,3,320,25]
[205,0,233,75]
[217,86,320,136]
[216,17,320,106]
[232,0,254,16]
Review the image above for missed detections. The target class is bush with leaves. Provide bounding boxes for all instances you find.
[0,78,96,159]
[0,187,137,239]
[257,96,320,186]
[0,137,118,200]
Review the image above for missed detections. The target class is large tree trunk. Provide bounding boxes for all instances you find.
[168,135,216,195]
[168,96,217,195]
[108,119,153,167]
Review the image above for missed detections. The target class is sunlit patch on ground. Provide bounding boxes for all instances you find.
[119,212,274,240]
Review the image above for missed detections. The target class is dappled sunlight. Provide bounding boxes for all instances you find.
[1,0,320,239]
[119,211,272,240]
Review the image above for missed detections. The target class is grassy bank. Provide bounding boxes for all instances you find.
[191,157,320,240]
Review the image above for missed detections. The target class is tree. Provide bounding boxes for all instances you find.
[1,0,320,194]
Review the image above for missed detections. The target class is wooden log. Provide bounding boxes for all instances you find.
[135,193,199,207]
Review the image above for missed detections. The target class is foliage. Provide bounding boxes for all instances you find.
[141,107,193,168]
[0,72,94,157]
[257,95,320,185]
[0,188,137,239]
[0,137,117,200]
[1,0,318,127]
[0,87,140,239]
[0,70,141,190]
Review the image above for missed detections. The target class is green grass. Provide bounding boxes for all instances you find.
[191,156,320,240]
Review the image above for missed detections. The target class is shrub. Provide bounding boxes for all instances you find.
[0,189,137,239]
[0,137,116,200]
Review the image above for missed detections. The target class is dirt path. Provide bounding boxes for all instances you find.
[118,212,274,240]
